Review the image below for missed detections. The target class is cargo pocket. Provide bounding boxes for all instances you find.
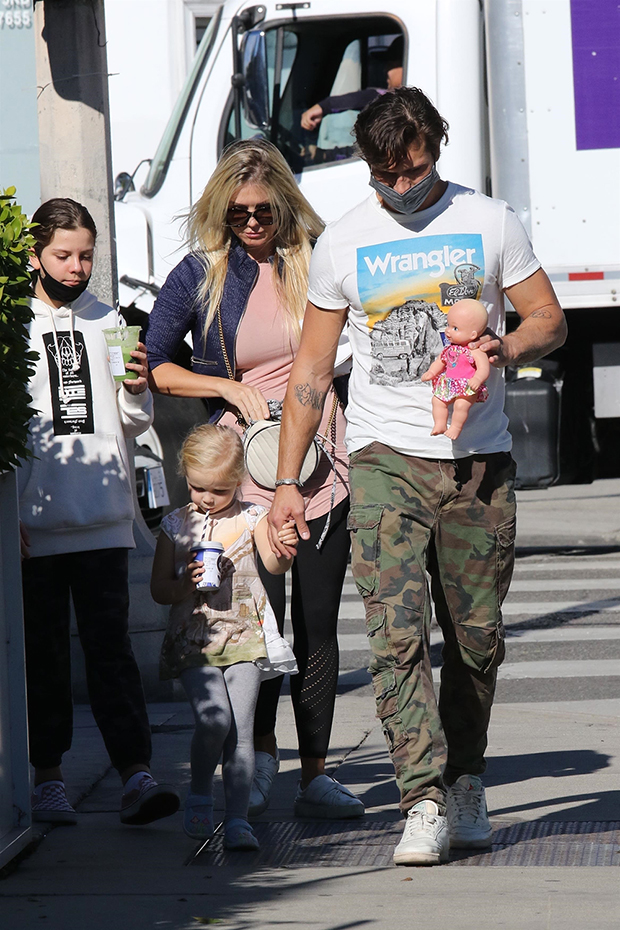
[454,622,505,674]
[347,504,383,597]
[495,516,516,606]
[365,602,389,661]
[371,666,408,752]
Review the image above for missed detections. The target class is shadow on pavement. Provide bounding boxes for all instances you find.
[484,749,612,787]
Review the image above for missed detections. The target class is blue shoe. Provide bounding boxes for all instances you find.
[183,793,214,840]
[224,818,259,851]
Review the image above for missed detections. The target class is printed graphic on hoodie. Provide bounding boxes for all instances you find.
[43,330,95,434]
[356,233,484,386]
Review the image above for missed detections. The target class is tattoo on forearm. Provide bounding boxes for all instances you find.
[530,309,552,319]
[294,383,326,410]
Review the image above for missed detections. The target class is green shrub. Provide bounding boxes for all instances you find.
[0,187,38,472]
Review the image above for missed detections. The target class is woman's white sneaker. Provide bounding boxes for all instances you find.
[393,799,450,866]
[446,774,492,848]
[294,774,364,819]
[248,750,280,817]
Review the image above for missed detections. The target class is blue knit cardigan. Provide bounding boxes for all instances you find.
[146,243,259,422]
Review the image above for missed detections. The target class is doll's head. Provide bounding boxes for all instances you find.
[444,299,488,346]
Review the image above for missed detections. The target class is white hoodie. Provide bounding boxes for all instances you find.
[18,290,154,558]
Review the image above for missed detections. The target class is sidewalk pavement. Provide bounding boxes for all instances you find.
[1,691,619,930]
[2,479,619,928]
[516,477,620,549]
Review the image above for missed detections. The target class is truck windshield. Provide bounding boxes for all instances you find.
[142,7,223,198]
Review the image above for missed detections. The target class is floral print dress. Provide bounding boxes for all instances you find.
[159,500,296,680]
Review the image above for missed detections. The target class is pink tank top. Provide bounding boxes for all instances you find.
[220,261,348,520]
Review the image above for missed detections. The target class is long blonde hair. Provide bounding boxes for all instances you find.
[186,139,324,342]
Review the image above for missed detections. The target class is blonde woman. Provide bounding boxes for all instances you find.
[147,140,362,820]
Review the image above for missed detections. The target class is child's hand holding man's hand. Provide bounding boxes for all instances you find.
[278,519,299,549]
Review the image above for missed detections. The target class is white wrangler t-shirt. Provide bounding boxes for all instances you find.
[308,183,541,459]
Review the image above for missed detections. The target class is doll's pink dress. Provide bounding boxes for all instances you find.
[431,344,489,403]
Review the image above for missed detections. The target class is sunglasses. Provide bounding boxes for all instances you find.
[225,204,274,228]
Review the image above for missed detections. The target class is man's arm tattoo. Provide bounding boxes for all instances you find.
[530,308,552,319]
[294,383,326,410]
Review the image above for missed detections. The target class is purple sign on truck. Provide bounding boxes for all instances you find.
[570,0,620,150]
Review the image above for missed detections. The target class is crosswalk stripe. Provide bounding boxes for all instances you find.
[513,560,620,573]
[485,660,618,680]
[337,598,620,620]
[335,578,620,600]
[509,578,620,592]
[502,599,620,615]
[338,625,620,652]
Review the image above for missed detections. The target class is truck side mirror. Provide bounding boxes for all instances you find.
[114,172,135,202]
[242,29,270,130]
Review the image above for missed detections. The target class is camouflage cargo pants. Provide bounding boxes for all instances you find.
[348,442,516,814]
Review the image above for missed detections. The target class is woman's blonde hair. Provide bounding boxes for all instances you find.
[185,139,324,342]
[178,424,246,485]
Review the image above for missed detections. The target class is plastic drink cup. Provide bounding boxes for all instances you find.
[103,325,142,381]
[191,541,224,590]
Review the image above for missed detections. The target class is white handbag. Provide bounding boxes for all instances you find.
[243,417,321,490]
[217,308,339,491]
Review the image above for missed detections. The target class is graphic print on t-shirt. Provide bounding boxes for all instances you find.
[357,233,484,386]
[43,331,94,434]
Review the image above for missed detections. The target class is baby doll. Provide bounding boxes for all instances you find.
[421,298,491,440]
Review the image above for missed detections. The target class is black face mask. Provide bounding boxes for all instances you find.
[37,260,90,304]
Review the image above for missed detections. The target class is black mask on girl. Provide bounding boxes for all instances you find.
[37,260,90,304]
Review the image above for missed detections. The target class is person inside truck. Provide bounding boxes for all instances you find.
[267,86,567,865]
[146,139,364,822]
[300,35,403,132]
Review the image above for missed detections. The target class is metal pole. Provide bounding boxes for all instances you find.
[34,0,118,306]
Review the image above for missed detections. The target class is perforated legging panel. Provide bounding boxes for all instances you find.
[255,497,350,758]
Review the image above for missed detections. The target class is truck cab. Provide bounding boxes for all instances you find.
[115,0,620,511]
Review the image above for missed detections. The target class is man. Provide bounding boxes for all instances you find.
[300,36,404,132]
[268,87,566,865]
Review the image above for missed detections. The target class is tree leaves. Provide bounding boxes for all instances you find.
[0,188,39,472]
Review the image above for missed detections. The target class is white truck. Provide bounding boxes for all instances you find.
[113,0,620,509]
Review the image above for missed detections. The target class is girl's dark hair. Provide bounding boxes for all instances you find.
[31,198,97,256]
[354,86,449,169]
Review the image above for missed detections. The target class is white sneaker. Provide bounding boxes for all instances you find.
[294,774,364,819]
[248,750,279,817]
[393,799,450,866]
[446,774,492,848]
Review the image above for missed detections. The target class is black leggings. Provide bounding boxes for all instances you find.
[256,496,350,759]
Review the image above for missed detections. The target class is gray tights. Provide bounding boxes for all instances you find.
[180,662,262,821]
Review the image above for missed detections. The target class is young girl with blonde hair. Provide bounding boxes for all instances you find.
[151,424,297,849]
[147,140,362,821]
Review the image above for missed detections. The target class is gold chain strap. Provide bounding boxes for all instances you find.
[217,307,235,381]
[217,307,247,427]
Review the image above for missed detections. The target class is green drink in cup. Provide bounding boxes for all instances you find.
[103,325,142,382]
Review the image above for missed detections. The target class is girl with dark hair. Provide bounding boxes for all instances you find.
[19,198,180,827]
